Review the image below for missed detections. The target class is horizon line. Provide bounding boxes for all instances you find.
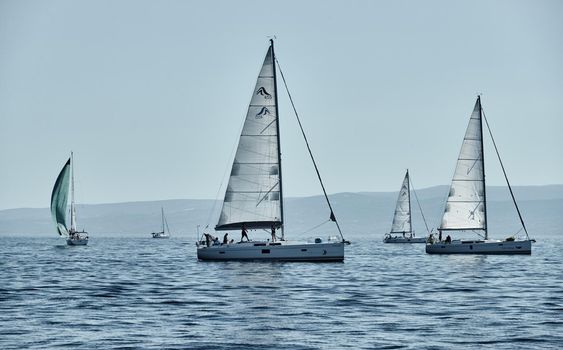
[2,183,563,212]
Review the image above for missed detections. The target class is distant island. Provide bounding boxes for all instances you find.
[1,185,562,239]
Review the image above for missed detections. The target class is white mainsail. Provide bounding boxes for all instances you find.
[390,170,411,234]
[216,45,282,231]
[440,97,487,232]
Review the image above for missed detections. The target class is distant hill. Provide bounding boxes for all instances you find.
[1,185,561,240]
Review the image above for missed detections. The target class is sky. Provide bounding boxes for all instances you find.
[0,0,562,210]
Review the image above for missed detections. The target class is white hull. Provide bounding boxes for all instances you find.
[426,239,532,255]
[197,240,344,261]
[66,238,88,246]
[66,232,88,246]
[152,232,170,239]
[384,236,426,244]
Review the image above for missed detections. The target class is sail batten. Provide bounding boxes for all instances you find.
[390,171,411,234]
[50,158,71,236]
[440,98,486,231]
[216,45,282,231]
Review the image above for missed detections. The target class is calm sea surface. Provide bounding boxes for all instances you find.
[1,235,562,349]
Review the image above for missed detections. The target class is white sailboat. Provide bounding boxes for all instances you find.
[151,207,171,239]
[51,152,89,246]
[426,96,534,254]
[197,40,348,261]
[384,170,428,243]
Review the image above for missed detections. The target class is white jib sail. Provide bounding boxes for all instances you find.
[390,171,411,234]
[440,98,486,231]
[216,45,282,231]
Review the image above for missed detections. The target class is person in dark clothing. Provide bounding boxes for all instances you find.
[241,224,249,242]
[445,235,451,243]
[223,233,229,244]
[203,233,213,247]
[271,225,276,242]
[439,231,442,242]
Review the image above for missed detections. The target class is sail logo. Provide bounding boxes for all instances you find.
[255,107,271,119]
[256,87,272,99]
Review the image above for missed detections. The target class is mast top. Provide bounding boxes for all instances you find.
[269,39,275,58]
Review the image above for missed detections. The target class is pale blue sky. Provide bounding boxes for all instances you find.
[1,0,562,210]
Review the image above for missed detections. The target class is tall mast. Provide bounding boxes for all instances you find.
[70,151,76,232]
[161,207,165,233]
[271,39,285,240]
[407,169,412,234]
[478,96,488,240]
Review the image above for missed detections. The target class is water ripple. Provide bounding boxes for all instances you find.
[0,236,562,349]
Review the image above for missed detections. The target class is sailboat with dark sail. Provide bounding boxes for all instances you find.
[384,170,429,243]
[151,207,171,239]
[197,40,348,261]
[51,153,89,246]
[426,96,534,254]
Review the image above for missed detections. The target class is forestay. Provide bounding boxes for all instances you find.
[440,98,486,231]
[216,46,282,231]
[51,158,71,236]
[390,171,411,234]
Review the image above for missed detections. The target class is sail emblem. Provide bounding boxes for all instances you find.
[256,87,272,99]
[255,107,271,119]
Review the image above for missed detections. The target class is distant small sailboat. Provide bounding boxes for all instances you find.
[197,40,348,261]
[151,207,171,239]
[384,170,429,243]
[51,153,89,246]
[426,96,534,254]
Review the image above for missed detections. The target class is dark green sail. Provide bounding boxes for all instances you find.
[50,158,71,236]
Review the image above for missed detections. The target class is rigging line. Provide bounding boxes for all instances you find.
[275,58,346,242]
[256,181,280,207]
[260,118,278,134]
[474,230,486,240]
[481,108,530,240]
[409,177,430,234]
[509,226,524,239]
[467,153,482,175]
[299,219,331,236]
[163,212,171,234]
[470,198,483,213]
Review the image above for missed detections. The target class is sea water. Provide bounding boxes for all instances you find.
[0,236,562,349]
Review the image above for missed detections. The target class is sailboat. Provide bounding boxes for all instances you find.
[151,207,171,239]
[51,153,89,246]
[384,170,429,243]
[426,96,534,254]
[197,40,348,261]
